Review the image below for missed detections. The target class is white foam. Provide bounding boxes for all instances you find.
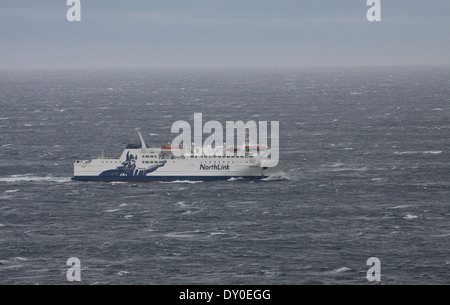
[182,210,196,215]
[432,233,450,238]
[105,209,120,213]
[175,201,187,207]
[329,167,368,172]
[0,175,71,183]
[388,205,412,209]
[325,267,351,275]
[160,180,203,184]
[423,151,442,154]
[394,151,420,155]
[261,173,290,181]
[404,214,418,220]
[12,257,27,262]
[164,230,203,239]
[4,189,19,193]
[334,267,351,273]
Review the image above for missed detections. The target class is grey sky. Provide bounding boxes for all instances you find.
[1,0,449,68]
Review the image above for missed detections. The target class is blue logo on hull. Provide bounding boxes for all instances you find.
[99,151,166,177]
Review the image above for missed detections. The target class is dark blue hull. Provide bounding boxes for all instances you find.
[72,175,267,182]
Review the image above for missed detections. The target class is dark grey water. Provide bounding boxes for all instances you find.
[0,67,449,284]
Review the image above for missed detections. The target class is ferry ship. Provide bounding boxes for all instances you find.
[72,132,281,182]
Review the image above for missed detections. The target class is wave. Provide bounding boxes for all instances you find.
[394,151,420,155]
[4,189,20,193]
[164,230,204,239]
[431,233,450,238]
[0,195,15,200]
[388,205,412,209]
[394,151,443,155]
[0,175,71,183]
[175,201,188,207]
[324,267,351,275]
[261,172,291,181]
[105,209,120,213]
[423,151,442,154]
[329,167,368,172]
[333,267,351,273]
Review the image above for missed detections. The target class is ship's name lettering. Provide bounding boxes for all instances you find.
[200,164,230,171]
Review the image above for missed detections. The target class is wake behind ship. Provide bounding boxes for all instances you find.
[72,132,281,182]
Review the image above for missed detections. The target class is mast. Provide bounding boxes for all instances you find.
[138,131,147,150]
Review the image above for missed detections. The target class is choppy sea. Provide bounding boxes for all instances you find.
[0,67,449,284]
